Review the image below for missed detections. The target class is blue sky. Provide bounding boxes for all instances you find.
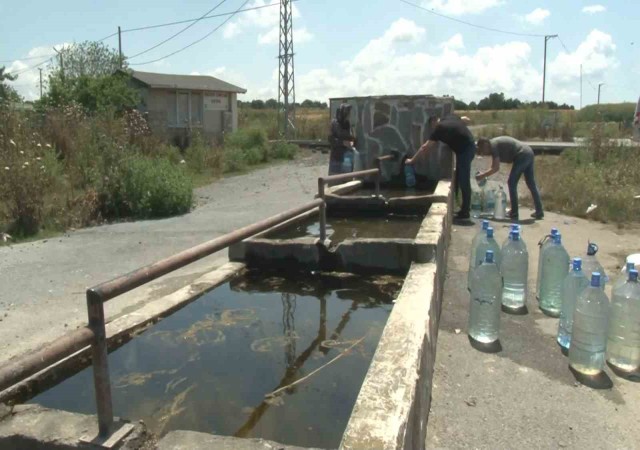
[2,0,637,107]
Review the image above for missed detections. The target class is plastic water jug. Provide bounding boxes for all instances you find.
[468,220,490,290]
[353,148,363,172]
[536,228,559,301]
[471,189,482,218]
[539,233,570,317]
[483,186,496,215]
[469,227,501,292]
[342,150,354,173]
[501,229,529,311]
[494,186,506,220]
[404,163,416,187]
[502,224,523,247]
[468,250,502,344]
[557,258,589,350]
[582,242,608,290]
[606,269,640,372]
[612,261,635,292]
[569,272,610,375]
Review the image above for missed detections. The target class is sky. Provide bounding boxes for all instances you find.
[1,0,637,107]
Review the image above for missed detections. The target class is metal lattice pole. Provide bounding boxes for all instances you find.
[278,0,296,139]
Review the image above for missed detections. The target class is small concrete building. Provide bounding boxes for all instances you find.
[129,70,246,146]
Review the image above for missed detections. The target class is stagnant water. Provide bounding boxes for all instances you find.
[268,215,423,242]
[31,271,402,449]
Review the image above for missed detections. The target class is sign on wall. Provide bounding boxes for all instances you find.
[204,93,229,111]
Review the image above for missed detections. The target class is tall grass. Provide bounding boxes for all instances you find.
[238,107,328,140]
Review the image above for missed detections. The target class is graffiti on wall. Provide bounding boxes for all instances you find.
[329,95,455,182]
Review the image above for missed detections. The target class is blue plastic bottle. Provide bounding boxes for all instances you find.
[557,258,589,350]
[468,250,502,344]
[469,227,502,292]
[404,163,416,187]
[539,233,570,317]
[607,269,640,372]
[569,272,610,375]
[501,229,529,311]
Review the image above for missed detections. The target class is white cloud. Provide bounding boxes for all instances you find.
[524,8,550,25]
[5,44,68,101]
[582,4,606,14]
[422,0,503,15]
[351,18,425,69]
[440,33,464,50]
[223,22,240,39]
[257,26,313,46]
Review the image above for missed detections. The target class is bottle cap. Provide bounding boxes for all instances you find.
[487,227,494,238]
[626,261,635,272]
[553,233,562,244]
[510,224,519,231]
[551,228,559,236]
[482,220,489,230]
[591,272,601,287]
[485,250,494,263]
[587,242,598,256]
[572,258,582,271]
[629,269,638,282]
[510,230,520,241]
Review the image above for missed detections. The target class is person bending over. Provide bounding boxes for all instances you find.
[476,136,544,221]
[407,115,476,220]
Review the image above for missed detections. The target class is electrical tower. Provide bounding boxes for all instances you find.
[278,0,296,138]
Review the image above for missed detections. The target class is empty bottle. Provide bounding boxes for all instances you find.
[569,272,610,376]
[536,228,559,301]
[606,269,640,372]
[539,233,570,317]
[612,261,635,292]
[469,227,502,292]
[468,220,490,289]
[494,186,506,220]
[501,229,529,311]
[471,189,482,218]
[468,250,502,344]
[582,242,608,290]
[483,186,496,215]
[557,258,590,350]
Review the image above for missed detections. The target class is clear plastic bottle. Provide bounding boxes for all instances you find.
[582,242,608,290]
[501,229,529,311]
[536,228,559,301]
[502,224,521,247]
[606,269,640,372]
[612,261,635,292]
[483,186,496,215]
[468,250,502,344]
[404,162,416,187]
[569,272,610,375]
[539,233,570,317]
[557,258,589,350]
[468,220,490,290]
[494,186,506,220]
[471,190,482,218]
[470,227,502,292]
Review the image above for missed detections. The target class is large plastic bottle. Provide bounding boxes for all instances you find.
[501,229,529,311]
[582,242,608,290]
[569,272,610,375]
[483,186,496,215]
[536,228,559,301]
[557,258,590,350]
[469,227,502,292]
[471,184,482,218]
[612,261,635,292]
[502,224,521,247]
[606,269,640,372]
[468,250,502,344]
[539,233,570,317]
[403,160,416,187]
[494,186,506,220]
[468,220,490,289]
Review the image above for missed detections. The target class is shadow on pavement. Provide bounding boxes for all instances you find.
[607,362,640,383]
[569,366,614,389]
[468,335,502,353]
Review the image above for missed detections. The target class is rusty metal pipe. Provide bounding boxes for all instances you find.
[317,178,327,243]
[91,199,324,302]
[0,327,94,393]
[320,168,379,186]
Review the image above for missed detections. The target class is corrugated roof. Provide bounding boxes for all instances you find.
[131,70,246,94]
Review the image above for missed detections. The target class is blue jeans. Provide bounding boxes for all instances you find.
[508,148,543,217]
[455,143,476,215]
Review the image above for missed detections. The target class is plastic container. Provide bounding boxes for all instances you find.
[502,224,524,248]
[539,233,570,317]
[342,150,354,173]
[483,186,496,215]
[469,227,501,292]
[569,272,610,375]
[468,220,490,289]
[468,250,502,344]
[494,186,506,220]
[404,163,416,187]
[612,261,635,292]
[471,189,482,218]
[501,229,529,312]
[557,258,589,350]
[536,228,559,301]
[606,269,640,372]
[582,242,608,290]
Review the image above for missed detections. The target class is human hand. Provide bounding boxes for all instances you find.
[405,158,414,165]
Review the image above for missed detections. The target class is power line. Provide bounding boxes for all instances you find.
[127,0,227,60]
[130,0,251,66]
[9,57,54,77]
[557,35,571,53]
[399,0,545,38]
[1,33,115,65]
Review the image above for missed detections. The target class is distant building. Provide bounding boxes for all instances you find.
[129,70,246,147]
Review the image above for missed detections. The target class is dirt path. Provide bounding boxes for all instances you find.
[0,151,329,365]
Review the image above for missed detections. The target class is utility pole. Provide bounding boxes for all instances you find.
[542,34,558,104]
[53,46,65,80]
[277,0,296,139]
[579,64,582,110]
[39,68,43,99]
[597,83,604,104]
[118,26,123,68]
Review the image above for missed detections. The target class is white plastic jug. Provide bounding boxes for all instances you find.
[494,186,506,219]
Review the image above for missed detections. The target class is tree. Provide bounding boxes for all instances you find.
[0,66,21,103]
[265,98,278,109]
[454,99,468,110]
[53,41,123,79]
[250,99,265,109]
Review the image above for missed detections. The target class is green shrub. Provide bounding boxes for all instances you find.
[225,128,268,150]
[223,147,248,173]
[269,141,298,160]
[242,146,263,165]
[100,156,193,219]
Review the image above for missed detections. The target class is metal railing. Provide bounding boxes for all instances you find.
[0,198,324,438]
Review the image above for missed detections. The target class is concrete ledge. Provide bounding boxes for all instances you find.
[325,194,387,215]
[158,430,319,450]
[326,180,363,196]
[340,262,442,450]
[240,238,321,271]
[431,180,451,204]
[1,263,245,405]
[0,404,148,450]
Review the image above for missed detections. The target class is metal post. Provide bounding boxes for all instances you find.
[542,35,557,104]
[580,64,583,110]
[597,83,604,104]
[118,26,123,68]
[278,0,296,138]
[318,178,327,243]
[86,289,114,437]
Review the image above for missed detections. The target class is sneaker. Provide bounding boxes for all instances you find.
[454,210,471,220]
[507,210,519,221]
[531,211,544,220]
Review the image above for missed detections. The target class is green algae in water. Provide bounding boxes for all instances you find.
[30,271,401,449]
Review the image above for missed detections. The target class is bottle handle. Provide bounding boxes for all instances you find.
[538,234,551,247]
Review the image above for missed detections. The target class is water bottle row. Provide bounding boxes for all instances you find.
[467,221,640,377]
[471,180,508,220]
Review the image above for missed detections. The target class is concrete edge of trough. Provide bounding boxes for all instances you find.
[0,262,246,405]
